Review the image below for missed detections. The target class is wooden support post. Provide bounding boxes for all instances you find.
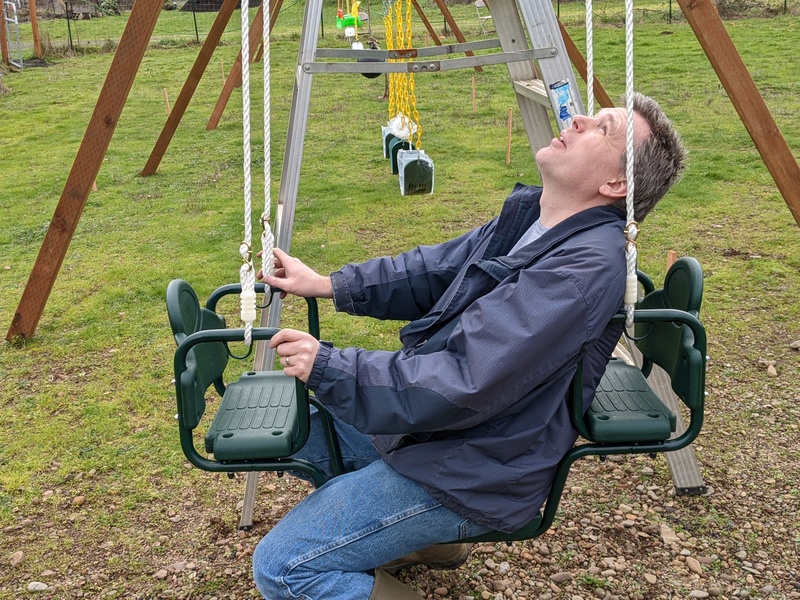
[428,0,482,72]
[557,19,613,109]
[7,0,163,340]
[141,0,239,175]
[0,3,9,66]
[676,0,800,227]
[666,249,678,270]
[506,107,512,165]
[410,0,442,47]
[28,0,42,58]
[207,0,284,131]
[472,76,476,113]
[207,57,244,130]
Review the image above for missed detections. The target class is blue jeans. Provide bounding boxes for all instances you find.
[252,409,492,599]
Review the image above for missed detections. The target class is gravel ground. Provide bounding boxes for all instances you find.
[4,349,799,599]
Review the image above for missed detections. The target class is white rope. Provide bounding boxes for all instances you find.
[261,0,275,284]
[239,0,256,346]
[623,0,637,328]
[585,0,594,117]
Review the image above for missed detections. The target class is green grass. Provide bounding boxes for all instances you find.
[2,4,798,502]
[14,0,799,58]
[0,4,799,596]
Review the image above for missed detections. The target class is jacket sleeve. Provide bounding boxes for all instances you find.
[330,220,496,321]
[308,247,626,435]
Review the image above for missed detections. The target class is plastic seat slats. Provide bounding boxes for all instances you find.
[205,372,300,460]
[586,359,676,443]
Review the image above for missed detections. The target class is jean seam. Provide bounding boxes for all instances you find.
[279,500,441,592]
[276,579,312,600]
[458,518,469,540]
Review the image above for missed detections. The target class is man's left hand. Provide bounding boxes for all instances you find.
[268,329,320,383]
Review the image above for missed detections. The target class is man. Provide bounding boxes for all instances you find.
[252,92,686,599]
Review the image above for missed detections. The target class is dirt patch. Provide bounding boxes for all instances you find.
[2,347,799,598]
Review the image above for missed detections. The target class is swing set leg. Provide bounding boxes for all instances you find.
[238,471,259,530]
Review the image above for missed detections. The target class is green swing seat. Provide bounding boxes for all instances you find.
[166,280,343,488]
[387,136,414,174]
[382,122,435,195]
[397,148,434,195]
[460,256,707,543]
[382,126,399,159]
[166,257,706,546]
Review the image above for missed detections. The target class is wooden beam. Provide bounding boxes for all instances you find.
[28,0,42,58]
[6,0,163,340]
[141,0,239,175]
[0,3,9,66]
[676,0,800,227]
[429,0,482,72]
[410,0,443,47]
[557,19,613,109]
[207,0,283,131]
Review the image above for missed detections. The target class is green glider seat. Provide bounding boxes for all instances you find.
[166,280,343,488]
[397,149,434,195]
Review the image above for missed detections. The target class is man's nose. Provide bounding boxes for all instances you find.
[571,114,591,131]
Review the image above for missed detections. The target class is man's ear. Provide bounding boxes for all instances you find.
[599,177,628,199]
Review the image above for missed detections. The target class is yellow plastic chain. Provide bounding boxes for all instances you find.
[394,0,410,135]
[384,7,397,118]
[384,0,422,147]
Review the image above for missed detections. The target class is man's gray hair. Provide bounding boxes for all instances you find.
[616,92,687,222]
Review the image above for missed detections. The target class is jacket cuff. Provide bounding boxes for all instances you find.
[330,270,355,314]
[307,340,333,391]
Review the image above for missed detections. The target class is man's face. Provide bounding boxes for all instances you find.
[536,107,650,198]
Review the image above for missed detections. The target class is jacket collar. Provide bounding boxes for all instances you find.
[488,184,625,268]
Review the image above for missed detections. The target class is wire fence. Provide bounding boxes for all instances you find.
[4,0,799,59]
[553,0,798,24]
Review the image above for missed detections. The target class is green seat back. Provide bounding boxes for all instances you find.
[634,257,704,409]
[398,150,434,196]
[388,137,413,174]
[382,129,399,159]
[166,279,230,429]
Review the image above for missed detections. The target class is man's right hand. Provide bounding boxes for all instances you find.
[259,248,334,299]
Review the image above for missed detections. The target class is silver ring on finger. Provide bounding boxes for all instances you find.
[286,356,291,366]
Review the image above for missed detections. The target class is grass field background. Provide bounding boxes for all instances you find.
[0,3,799,597]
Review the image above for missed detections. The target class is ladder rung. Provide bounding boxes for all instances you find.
[512,79,550,107]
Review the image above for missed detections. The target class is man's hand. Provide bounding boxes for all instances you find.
[268,329,320,383]
[258,248,334,299]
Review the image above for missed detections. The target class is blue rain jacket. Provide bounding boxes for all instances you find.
[307,183,627,532]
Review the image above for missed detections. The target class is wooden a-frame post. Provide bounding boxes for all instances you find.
[676,0,800,226]
[410,0,482,72]
[142,0,241,176]
[206,0,283,130]
[0,2,9,66]
[28,0,42,58]
[6,0,163,340]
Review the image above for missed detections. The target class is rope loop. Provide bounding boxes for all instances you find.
[624,220,639,252]
[239,240,253,266]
